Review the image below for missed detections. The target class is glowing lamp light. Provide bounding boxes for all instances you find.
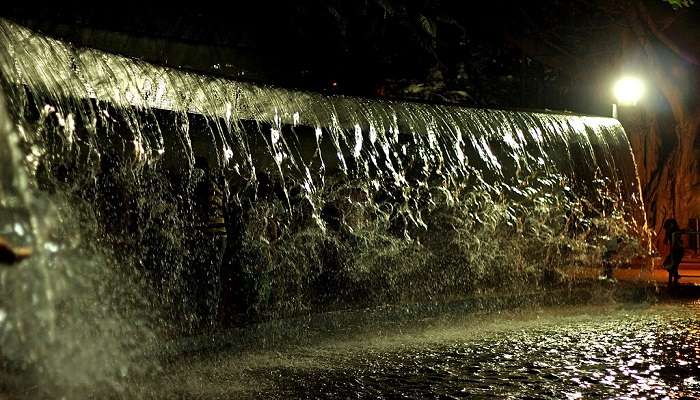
[613,77,645,106]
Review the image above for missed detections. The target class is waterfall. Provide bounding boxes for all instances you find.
[0,17,649,394]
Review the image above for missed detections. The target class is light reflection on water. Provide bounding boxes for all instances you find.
[241,303,700,399]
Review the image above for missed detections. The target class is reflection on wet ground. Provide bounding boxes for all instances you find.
[267,308,700,398]
[153,302,700,399]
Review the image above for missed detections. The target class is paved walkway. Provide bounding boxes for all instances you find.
[573,257,700,286]
[614,265,700,285]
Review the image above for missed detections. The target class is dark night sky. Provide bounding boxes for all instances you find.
[2,4,531,84]
[3,3,520,81]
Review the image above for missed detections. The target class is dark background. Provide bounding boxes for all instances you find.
[1,3,588,113]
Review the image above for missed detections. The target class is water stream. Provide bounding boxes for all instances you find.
[0,18,660,397]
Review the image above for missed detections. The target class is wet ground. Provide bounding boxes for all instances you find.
[3,284,699,399]
[147,298,700,399]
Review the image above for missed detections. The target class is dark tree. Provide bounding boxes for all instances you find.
[501,0,699,249]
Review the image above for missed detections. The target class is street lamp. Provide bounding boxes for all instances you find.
[612,76,645,119]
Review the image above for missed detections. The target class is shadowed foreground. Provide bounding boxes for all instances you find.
[131,299,700,399]
[3,281,699,399]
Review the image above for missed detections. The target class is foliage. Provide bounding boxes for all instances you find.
[663,0,694,8]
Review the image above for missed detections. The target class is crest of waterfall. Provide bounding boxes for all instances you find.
[0,17,649,395]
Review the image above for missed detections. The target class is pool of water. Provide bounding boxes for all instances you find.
[8,299,698,399]
[149,301,700,399]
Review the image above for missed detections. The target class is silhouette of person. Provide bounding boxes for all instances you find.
[0,236,31,265]
[602,236,623,280]
[188,156,228,329]
[663,218,684,286]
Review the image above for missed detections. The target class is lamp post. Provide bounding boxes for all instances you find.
[612,76,645,119]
